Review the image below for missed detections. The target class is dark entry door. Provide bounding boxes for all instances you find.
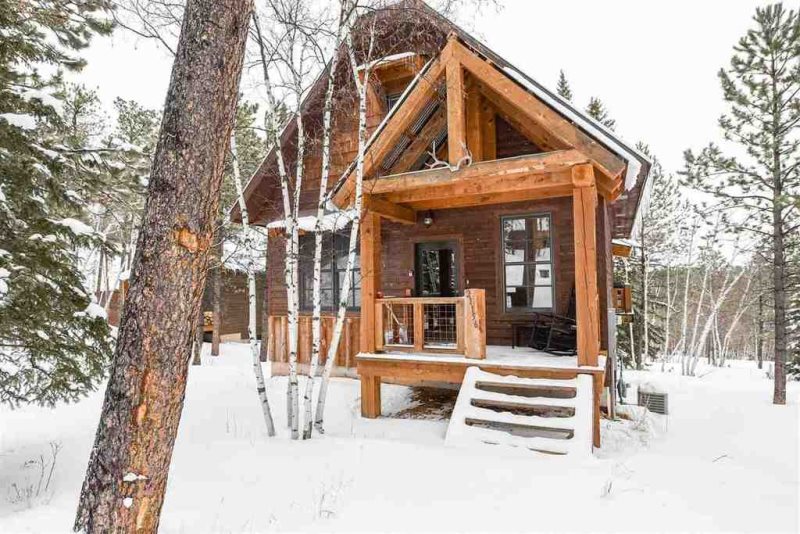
[415,240,459,297]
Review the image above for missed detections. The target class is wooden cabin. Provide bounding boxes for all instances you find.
[233,1,651,453]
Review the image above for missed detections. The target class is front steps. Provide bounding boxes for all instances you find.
[445,367,593,455]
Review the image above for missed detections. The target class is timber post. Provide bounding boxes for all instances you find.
[360,211,382,353]
[571,164,601,368]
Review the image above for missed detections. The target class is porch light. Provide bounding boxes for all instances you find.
[423,210,434,227]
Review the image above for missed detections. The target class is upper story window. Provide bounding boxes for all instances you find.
[501,214,553,312]
[385,92,403,111]
[298,230,360,311]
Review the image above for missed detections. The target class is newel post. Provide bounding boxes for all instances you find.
[463,288,486,359]
[571,164,600,367]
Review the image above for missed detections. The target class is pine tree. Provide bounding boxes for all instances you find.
[74,0,252,529]
[585,96,616,130]
[556,69,573,101]
[683,3,799,404]
[0,1,113,407]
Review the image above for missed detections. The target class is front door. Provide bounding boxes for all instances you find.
[415,240,459,297]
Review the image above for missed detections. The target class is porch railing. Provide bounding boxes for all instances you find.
[375,289,486,359]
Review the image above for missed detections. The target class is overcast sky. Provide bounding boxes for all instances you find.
[75,0,772,177]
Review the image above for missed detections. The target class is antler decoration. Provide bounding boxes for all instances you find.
[425,140,472,172]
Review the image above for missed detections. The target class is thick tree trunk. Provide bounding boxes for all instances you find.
[73,1,252,531]
[757,292,764,369]
[211,229,222,357]
[773,201,787,404]
[193,308,203,366]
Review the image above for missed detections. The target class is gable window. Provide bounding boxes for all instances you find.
[501,214,553,311]
[385,92,403,110]
[298,230,360,311]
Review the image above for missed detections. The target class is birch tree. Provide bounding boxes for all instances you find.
[231,133,277,436]
[302,0,353,440]
[314,13,376,434]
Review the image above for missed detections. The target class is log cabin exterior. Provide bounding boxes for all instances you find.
[233,1,651,452]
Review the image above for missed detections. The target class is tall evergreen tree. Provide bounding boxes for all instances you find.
[586,96,616,130]
[0,1,114,406]
[556,69,573,101]
[683,3,799,404]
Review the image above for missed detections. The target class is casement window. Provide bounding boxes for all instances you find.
[501,214,554,311]
[298,230,361,311]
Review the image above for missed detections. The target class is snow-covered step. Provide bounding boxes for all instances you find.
[445,366,594,456]
[465,405,576,430]
[470,388,577,409]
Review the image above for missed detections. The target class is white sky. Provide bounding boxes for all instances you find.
[75,0,771,177]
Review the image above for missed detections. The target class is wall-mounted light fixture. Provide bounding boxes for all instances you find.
[422,210,434,228]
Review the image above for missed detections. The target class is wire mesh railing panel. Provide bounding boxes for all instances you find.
[423,303,457,348]
[382,302,414,346]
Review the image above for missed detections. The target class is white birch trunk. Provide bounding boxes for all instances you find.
[720,274,753,366]
[253,12,301,438]
[302,2,350,440]
[231,133,276,437]
[688,268,745,375]
[314,23,372,434]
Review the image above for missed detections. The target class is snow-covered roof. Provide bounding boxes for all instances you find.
[265,208,357,234]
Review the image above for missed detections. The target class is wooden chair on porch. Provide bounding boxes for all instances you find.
[528,288,577,355]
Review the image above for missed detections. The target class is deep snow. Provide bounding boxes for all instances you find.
[0,343,797,533]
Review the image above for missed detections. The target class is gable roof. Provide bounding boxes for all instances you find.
[234,0,652,239]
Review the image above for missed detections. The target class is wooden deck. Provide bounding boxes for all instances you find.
[357,346,605,447]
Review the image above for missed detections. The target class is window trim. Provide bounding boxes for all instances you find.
[499,212,555,314]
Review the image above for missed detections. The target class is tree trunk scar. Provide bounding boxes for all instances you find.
[135,496,150,530]
[173,227,209,254]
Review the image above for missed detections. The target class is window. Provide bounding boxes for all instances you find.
[385,92,403,110]
[299,230,360,310]
[501,214,553,311]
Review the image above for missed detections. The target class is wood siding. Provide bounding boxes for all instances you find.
[201,269,265,339]
[380,198,574,346]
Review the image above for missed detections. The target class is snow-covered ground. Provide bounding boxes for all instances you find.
[0,343,797,533]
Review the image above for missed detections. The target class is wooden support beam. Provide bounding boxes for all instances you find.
[445,60,466,165]
[450,40,626,180]
[572,164,600,367]
[405,185,572,211]
[480,99,496,160]
[359,212,382,353]
[463,289,486,359]
[363,195,416,224]
[360,374,381,418]
[465,78,483,161]
[333,40,458,207]
[372,150,587,195]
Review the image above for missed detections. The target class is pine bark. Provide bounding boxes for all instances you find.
[211,228,222,357]
[192,308,203,366]
[757,292,764,369]
[73,1,252,531]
